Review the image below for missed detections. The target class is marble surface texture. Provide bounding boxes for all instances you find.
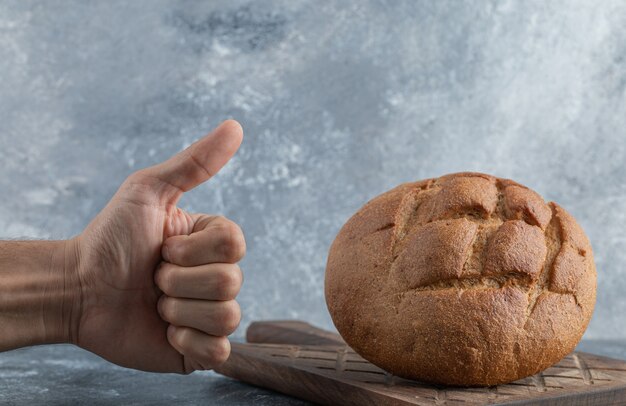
[1,0,625,404]
[0,340,624,405]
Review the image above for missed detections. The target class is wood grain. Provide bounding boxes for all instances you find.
[215,321,626,405]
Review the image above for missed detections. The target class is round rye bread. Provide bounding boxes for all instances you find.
[324,172,596,386]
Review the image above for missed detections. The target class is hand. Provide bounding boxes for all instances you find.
[67,120,245,373]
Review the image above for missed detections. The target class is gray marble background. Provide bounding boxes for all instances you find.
[1,0,625,343]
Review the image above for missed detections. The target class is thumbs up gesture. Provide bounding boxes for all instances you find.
[69,120,246,373]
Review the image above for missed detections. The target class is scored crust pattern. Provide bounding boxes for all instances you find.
[325,172,597,386]
[388,173,583,324]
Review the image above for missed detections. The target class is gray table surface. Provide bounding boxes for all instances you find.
[0,339,624,405]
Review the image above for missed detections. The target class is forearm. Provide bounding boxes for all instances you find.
[0,239,80,351]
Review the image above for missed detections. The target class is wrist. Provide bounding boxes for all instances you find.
[43,238,83,346]
[0,238,82,350]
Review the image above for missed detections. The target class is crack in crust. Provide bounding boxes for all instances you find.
[493,179,506,220]
[405,272,532,292]
[396,175,504,243]
[390,180,437,257]
[390,175,504,277]
[386,174,572,304]
[461,223,482,277]
[523,203,562,328]
[379,174,590,323]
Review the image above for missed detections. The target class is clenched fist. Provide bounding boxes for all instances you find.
[68,120,245,373]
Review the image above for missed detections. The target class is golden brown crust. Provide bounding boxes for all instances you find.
[393,218,478,288]
[483,220,547,281]
[325,172,596,386]
[503,185,553,229]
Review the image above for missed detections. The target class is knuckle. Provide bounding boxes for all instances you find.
[219,300,241,334]
[173,328,195,357]
[212,215,229,225]
[125,169,161,190]
[155,264,177,295]
[160,297,179,322]
[167,241,189,264]
[120,170,153,193]
[206,337,231,367]
[170,326,187,348]
[215,221,246,263]
[215,265,243,299]
[126,169,149,184]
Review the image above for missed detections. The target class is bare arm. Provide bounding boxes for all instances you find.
[0,239,78,350]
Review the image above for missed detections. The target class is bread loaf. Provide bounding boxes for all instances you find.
[325,172,596,386]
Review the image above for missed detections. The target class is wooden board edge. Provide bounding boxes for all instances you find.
[499,382,626,406]
[215,346,416,406]
[246,320,345,346]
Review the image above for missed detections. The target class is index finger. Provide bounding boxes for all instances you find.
[162,216,246,266]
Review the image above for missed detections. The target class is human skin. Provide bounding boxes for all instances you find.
[0,120,246,373]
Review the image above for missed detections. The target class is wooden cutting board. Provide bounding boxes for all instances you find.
[214,321,626,405]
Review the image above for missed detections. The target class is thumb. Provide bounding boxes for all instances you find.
[140,120,243,201]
